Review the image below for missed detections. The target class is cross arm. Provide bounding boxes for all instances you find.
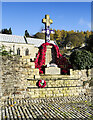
[42,18,46,24]
[50,19,53,24]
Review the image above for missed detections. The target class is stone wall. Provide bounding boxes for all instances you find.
[0,56,92,102]
[27,78,84,98]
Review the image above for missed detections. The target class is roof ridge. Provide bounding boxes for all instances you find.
[0,33,24,37]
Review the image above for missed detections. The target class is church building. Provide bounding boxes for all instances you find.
[0,33,56,61]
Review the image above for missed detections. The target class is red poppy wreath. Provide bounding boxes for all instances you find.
[38,80,46,88]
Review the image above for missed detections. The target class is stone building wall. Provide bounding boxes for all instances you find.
[0,56,92,102]
[0,42,38,60]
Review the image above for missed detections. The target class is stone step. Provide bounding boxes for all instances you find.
[40,74,79,80]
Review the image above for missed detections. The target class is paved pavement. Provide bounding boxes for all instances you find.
[1,97,93,120]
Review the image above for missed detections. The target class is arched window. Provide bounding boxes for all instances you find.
[17,48,20,55]
[25,48,29,56]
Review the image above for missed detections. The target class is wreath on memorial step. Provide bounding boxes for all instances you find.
[38,80,46,88]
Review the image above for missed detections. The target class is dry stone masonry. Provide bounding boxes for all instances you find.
[0,56,92,102]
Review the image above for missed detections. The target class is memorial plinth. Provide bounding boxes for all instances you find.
[45,45,57,65]
[45,67,61,75]
[45,46,52,65]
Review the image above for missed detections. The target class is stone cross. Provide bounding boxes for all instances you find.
[42,15,55,43]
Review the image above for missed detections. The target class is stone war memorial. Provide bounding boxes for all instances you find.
[35,15,70,75]
[0,15,93,119]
